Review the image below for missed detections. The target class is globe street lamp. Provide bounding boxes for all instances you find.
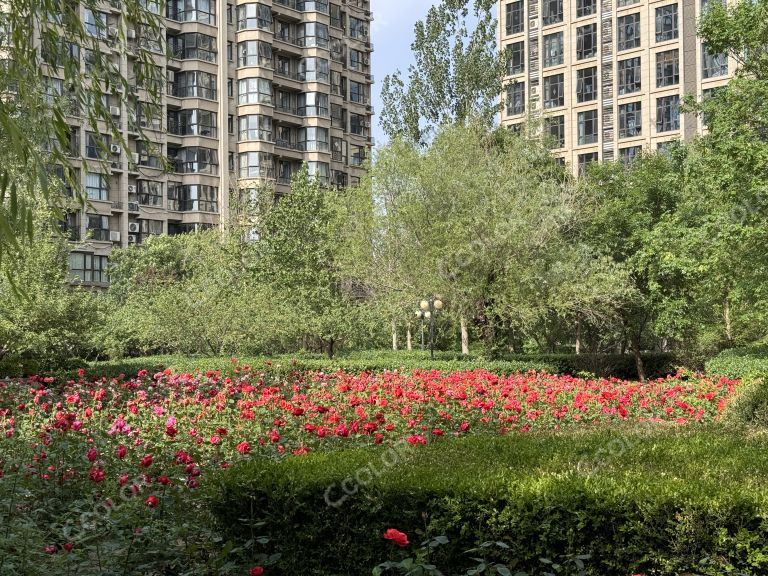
[415,297,443,359]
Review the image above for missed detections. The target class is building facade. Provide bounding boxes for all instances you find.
[498,0,732,173]
[45,0,373,285]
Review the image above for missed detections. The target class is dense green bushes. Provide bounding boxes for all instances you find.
[706,346,768,379]
[210,429,768,575]
[39,350,682,381]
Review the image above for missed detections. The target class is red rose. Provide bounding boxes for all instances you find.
[236,441,251,454]
[140,454,153,468]
[145,495,160,508]
[87,447,98,462]
[250,567,265,576]
[89,467,105,483]
[116,444,127,459]
[383,528,409,548]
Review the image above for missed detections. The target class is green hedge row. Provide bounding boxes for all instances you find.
[706,346,768,379]
[27,351,681,381]
[209,429,768,576]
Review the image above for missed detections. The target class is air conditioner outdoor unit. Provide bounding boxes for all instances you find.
[110,105,121,116]
[127,28,136,40]
[128,234,137,243]
[128,202,139,212]
[109,231,121,242]
[127,184,136,194]
[131,153,140,164]
[110,144,121,154]
[151,118,162,129]
[108,26,119,37]
[128,222,140,233]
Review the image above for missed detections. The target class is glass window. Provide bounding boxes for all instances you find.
[543,74,565,108]
[84,9,107,39]
[237,40,272,67]
[170,33,217,62]
[655,4,678,42]
[236,3,272,30]
[620,146,642,165]
[656,95,681,132]
[542,0,563,25]
[702,45,728,79]
[138,180,163,207]
[506,0,524,34]
[617,13,641,51]
[173,71,217,100]
[577,109,599,144]
[350,113,367,135]
[576,66,598,102]
[239,152,275,179]
[506,41,525,74]
[656,49,679,87]
[349,80,366,103]
[618,102,642,138]
[576,0,596,18]
[85,172,109,201]
[306,161,330,184]
[506,82,525,115]
[168,109,217,137]
[85,132,110,160]
[298,127,330,151]
[618,57,642,94]
[349,49,365,71]
[544,32,564,67]
[578,152,599,175]
[238,114,273,141]
[299,92,330,116]
[298,0,330,13]
[546,115,565,148]
[238,78,273,105]
[69,253,109,284]
[86,214,110,241]
[169,147,219,174]
[576,24,598,60]
[300,57,330,82]
[168,184,219,212]
[167,0,216,24]
[349,17,367,39]
[298,22,330,47]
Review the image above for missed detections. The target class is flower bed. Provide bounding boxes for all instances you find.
[0,367,743,574]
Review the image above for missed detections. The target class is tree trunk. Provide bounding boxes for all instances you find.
[460,316,470,355]
[391,320,398,351]
[631,334,645,383]
[406,324,412,351]
[327,338,335,359]
[724,296,733,343]
[575,317,582,355]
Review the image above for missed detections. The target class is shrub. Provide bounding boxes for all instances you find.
[722,378,768,427]
[52,351,680,382]
[210,429,768,576]
[706,346,768,379]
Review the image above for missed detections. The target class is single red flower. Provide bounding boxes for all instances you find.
[116,444,127,459]
[89,466,105,483]
[140,454,153,468]
[236,441,251,454]
[145,495,160,508]
[383,528,409,548]
[87,447,98,462]
[250,567,265,576]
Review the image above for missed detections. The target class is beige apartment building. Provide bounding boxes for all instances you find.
[498,0,732,173]
[42,0,373,284]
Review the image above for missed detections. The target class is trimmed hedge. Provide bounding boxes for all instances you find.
[32,350,680,381]
[706,346,768,379]
[209,429,768,576]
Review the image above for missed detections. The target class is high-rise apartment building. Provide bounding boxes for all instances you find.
[44,0,373,284]
[498,0,732,173]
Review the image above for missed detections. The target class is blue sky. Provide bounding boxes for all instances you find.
[370,0,438,145]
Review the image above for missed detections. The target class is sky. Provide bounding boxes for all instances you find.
[369,0,438,146]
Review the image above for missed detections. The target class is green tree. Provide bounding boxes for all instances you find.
[0,204,102,374]
[380,0,506,144]
[253,170,376,358]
